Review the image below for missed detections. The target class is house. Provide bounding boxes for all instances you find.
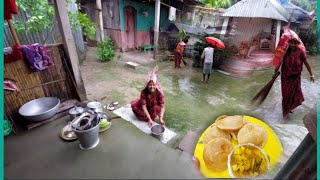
[277,0,316,30]
[192,6,225,30]
[218,0,291,77]
[80,0,203,52]
[221,0,290,50]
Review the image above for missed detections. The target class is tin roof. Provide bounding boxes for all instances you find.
[277,0,311,23]
[222,0,290,22]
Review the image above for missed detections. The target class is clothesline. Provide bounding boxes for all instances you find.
[160,2,181,11]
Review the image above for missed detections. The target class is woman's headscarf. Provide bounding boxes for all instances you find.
[142,66,164,96]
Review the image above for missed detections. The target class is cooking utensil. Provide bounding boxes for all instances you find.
[60,124,77,141]
[151,124,165,136]
[228,143,270,178]
[97,112,121,122]
[99,120,112,133]
[19,97,60,121]
[71,113,101,150]
[69,106,84,120]
[70,112,97,131]
[87,101,103,113]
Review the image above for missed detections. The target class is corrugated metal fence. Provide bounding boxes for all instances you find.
[4,8,85,57]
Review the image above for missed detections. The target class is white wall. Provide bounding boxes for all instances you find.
[230,17,272,47]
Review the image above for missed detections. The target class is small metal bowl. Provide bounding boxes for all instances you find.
[151,125,165,136]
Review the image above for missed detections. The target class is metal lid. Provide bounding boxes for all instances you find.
[69,106,84,115]
[87,101,102,109]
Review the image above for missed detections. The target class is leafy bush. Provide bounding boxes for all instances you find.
[298,23,318,55]
[307,46,318,55]
[68,12,96,40]
[14,0,97,44]
[97,37,115,62]
[193,33,234,68]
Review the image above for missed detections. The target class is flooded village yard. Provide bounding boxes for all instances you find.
[4,0,318,179]
[81,47,319,143]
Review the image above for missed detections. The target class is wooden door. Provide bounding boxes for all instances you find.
[124,7,135,50]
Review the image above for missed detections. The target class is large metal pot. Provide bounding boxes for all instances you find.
[19,97,60,121]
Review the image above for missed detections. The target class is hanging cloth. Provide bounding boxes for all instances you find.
[143,66,164,96]
[169,6,176,21]
[20,43,54,72]
[4,45,23,63]
[4,0,18,20]
[4,0,21,45]
[4,78,21,94]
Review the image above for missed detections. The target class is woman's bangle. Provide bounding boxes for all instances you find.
[310,74,314,78]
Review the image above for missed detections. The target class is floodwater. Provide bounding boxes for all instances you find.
[81,50,319,137]
[158,55,319,135]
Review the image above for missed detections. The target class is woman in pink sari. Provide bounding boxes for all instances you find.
[273,38,315,123]
[131,67,166,127]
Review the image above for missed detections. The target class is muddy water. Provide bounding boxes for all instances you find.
[159,56,319,134]
[81,51,319,135]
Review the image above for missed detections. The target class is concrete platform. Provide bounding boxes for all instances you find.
[4,115,201,179]
[113,104,177,144]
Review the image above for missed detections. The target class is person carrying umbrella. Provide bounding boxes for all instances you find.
[200,37,225,84]
[201,43,215,84]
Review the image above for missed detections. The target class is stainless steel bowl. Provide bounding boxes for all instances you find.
[19,97,60,121]
[151,125,165,136]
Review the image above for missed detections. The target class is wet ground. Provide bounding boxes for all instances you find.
[81,48,319,141]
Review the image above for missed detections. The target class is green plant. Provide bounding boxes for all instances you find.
[178,29,187,41]
[68,11,96,40]
[291,0,317,11]
[307,46,318,55]
[298,22,318,55]
[198,0,238,9]
[181,17,192,26]
[14,0,56,44]
[14,0,96,44]
[193,33,234,68]
[97,37,115,62]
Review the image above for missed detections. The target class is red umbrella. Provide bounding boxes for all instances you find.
[205,37,225,49]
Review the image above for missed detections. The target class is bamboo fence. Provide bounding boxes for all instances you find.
[4,44,80,132]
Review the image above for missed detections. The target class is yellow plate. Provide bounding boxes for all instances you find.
[193,115,283,178]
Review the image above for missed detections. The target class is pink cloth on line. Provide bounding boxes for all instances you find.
[4,79,20,93]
